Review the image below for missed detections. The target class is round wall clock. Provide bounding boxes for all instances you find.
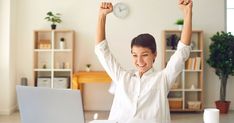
[113,2,129,19]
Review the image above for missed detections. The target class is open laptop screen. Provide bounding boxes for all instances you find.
[16,86,85,123]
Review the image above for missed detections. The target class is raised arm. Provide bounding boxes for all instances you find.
[179,0,193,45]
[164,0,192,89]
[96,2,113,45]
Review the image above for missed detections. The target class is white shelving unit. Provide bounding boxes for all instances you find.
[162,30,204,112]
[33,29,75,89]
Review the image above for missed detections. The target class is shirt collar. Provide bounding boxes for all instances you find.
[134,67,155,78]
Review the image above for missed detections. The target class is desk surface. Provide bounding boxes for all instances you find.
[74,71,112,83]
[72,71,112,89]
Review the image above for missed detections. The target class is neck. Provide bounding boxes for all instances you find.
[139,72,144,78]
[139,67,153,78]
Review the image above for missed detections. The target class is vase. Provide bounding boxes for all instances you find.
[21,77,28,86]
[59,41,65,49]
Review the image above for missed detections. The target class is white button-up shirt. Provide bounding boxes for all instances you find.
[95,40,191,123]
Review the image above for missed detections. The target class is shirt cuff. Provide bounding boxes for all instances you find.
[177,41,191,50]
[95,40,108,52]
[175,41,191,61]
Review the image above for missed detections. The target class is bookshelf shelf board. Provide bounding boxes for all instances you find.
[183,70,202,72]
[34,69,52,71]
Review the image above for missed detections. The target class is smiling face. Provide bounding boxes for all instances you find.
[131,46,156,76]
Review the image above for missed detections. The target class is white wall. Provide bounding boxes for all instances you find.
[0,0,17,115]
[0,0,10,114]
[0,0,231,112]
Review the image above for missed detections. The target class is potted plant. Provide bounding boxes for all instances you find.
[207,31,234,113]
[175,19,184,30]
[86,64,91,72]
[59,37,65,49]
[44,11,62,30]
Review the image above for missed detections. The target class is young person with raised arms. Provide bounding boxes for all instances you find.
[95,0,193,122]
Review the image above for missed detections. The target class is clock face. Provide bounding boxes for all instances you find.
[113,2,129,19]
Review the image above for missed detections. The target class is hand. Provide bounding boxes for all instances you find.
[99,2,113,16]
[179,0,193,15]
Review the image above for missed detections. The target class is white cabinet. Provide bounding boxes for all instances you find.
[33,30,75,88]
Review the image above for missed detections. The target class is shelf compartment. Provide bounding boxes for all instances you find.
[168,91,182,98]
[53,77,70,89]
[34,31,51,49]
[54,52,72,69]
[34,52,51,69]
[187,101,202,110]
[54,30,74,49]
[54,71,71,88]
[184,72,202,89]
[34,71,51,87]
[164,30,203,51]
[185,91,203,110]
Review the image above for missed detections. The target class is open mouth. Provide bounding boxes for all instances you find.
[137,65,146,69]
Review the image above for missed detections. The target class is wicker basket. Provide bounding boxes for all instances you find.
[188,101,201,110]
[169,98,183,109]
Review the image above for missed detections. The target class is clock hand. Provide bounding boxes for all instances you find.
[119,7,122,12]
[120,7,127,11]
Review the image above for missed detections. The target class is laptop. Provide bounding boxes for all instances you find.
[16,86,85,123]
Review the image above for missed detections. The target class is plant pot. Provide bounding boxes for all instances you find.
[177,25,183,30]
[51,24,56,30]
[86,67,91,72]
[215,100,231,113]
[59,41,65,49]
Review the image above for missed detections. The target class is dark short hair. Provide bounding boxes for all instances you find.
[131,33,157,54]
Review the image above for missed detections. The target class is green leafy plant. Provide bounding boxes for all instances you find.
[207,31,234,101]
[44,11,62,25]
[175,19,184,25]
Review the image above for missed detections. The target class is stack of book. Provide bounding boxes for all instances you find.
[186,57,201,70]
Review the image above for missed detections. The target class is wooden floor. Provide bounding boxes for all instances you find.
[0,110,234,123]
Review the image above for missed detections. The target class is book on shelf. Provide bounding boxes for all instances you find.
[186,57,201,70]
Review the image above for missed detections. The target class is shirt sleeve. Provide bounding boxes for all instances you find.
[95,40,126,83]
[164,41,191,89]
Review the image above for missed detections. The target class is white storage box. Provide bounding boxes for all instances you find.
[53,77,69,89]
[37,78,51,88]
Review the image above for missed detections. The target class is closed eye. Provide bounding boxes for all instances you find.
[142,54,149,57]
[132,54,137,57]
